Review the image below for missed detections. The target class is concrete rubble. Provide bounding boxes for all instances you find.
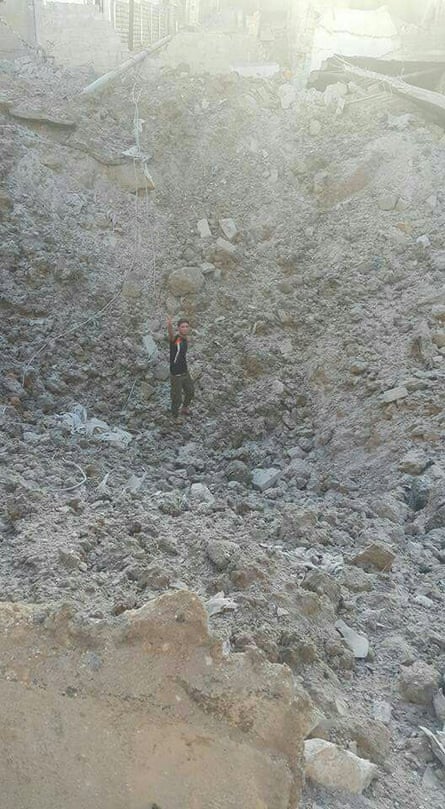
[0,11,445,809]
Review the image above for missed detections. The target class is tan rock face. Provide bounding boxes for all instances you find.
[0,592,311,809]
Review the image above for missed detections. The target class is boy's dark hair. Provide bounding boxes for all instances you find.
[177,318,190,327]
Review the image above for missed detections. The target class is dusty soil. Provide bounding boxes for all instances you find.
[1,44,445,808]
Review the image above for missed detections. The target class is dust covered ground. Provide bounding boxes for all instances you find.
[1,41,445,808]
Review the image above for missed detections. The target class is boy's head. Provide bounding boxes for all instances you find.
[177,318,190,337]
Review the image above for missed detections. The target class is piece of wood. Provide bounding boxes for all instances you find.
[80,35,171,97]
[336,58,445,122]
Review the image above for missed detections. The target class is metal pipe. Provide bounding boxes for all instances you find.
[80,35,171,97]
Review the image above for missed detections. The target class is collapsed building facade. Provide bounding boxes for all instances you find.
[2,1,445,72]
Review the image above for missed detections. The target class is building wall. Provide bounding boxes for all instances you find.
[0,0,35,54]
[37,1,127,71]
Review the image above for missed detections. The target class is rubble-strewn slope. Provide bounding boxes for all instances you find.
[0,51,444,809]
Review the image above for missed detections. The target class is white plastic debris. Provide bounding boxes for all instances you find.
[57,406,132,448]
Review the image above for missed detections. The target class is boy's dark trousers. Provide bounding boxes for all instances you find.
[170,372,194,416]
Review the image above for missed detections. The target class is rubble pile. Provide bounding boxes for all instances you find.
[0,47,445,809]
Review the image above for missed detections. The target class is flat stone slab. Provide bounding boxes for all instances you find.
[10,107,77,129]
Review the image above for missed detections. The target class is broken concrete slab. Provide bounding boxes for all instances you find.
[305,738,378,794]
[337,59,445,126]
[0,592,312,809]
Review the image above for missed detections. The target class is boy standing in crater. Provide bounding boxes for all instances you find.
[167,316,195,420]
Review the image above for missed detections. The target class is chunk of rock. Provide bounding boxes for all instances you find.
[309,716,391,765]
[0,592,312,808]
[399,662,440,705]
[252,468,282,492]
[432,330,445,348]
[190,483,215,505]
[309,119,322,136]
[431,251,445,271]
[335,620,369,659]
[226,460,252,485]
[107,162,155,193]
[433,689,445,722]
[206,539,240,571]
[399,450,429,476]
[58,549,81,571]
[0,190,13,212]
[380,386,408,403]
[168,266,205,295]
[219,218,238,242]
[432,304,445,322]
[305,739,378,794]
[285,458,311,485]
[302,570,341,608]
[377,193,398,211]
[215,237,236,257]
[350,543,396,572]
